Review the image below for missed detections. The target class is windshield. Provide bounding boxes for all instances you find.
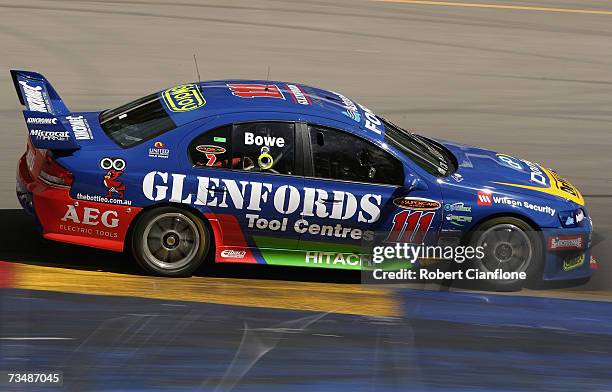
[382,118,455,177]
[99,93,177,148]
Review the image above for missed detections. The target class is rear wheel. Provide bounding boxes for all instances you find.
[131,207,210,277]
[468,217,543,291]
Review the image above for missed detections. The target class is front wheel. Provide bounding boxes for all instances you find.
[468,217,543,291]
[131,207,210,277]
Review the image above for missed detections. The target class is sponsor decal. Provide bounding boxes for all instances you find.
[492,196,556,216]
[246,216,375,241]
[142,172,383,224]
[549,169,581,199]
[393,197,441,211]
[494,165,583,206]
[227,83,285,99]
[548,235,584,251]
[563,253,585,271]
[76,193,132,206]
[292,219,374,241]
[65,115,93,140]
[60,204,120,238]
[523,160,547,187]
[590,256,598,270]
[496,154,524,171]
[61,204,119,228]
[148,141,170,159]
[451,173,463,182]
[305,251,363,266]
[213,136,226,143]
[477,191,492,206]
[444,202,471,212]
[196,145,226,155]
[575,209,585,223]
[18,80,49,112]
[333,92,361,123]
[220,249,247,259]
[162,83,206,112]
[445,213,472,227]
[27,117,57,125]
[29,129,70,141]
[286,84,310,105]
[100,158,126,199]
[359,104,383,135]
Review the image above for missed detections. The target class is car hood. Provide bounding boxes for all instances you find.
[437,139,585,206]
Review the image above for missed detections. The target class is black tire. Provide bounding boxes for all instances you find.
[131,206,210,277]
[467,216,544,291]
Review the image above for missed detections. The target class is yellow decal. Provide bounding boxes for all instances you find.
[162,84,206,112]
[494,166,584,206]
[563,253,585,271]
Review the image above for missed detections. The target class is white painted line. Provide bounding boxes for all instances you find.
[0,337,74,340]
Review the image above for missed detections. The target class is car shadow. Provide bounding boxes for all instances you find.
[0,208,360,284]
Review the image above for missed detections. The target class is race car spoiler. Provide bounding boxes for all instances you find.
[10,70,70,115]
[11,70,80,150]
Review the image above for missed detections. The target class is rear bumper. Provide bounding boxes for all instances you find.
[17,153,140,252]
[16,172,36,216]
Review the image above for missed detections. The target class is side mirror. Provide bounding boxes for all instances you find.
[405,173,428,192]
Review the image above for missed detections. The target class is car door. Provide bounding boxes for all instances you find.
[185,120,304,263]
[298,123,443,270]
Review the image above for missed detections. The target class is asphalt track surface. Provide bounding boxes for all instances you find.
[1,0,612,390]
[2,287,612,392]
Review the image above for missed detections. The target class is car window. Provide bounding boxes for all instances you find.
[232,122,295,175]
[100,93,177,148]
[308,125,404,186]
[189,125,232,168]
[382,118,454,176]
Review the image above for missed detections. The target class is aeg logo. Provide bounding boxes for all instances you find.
[477,191,492,206]
[61,204,119,228]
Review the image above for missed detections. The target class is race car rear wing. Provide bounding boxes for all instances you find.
[11,70,80,150]
[11,70,70,115]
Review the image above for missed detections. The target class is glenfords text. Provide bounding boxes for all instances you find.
[142,172,382,223]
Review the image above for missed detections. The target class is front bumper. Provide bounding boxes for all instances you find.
[541,218,594,281]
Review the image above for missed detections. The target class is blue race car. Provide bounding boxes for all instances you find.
[13,70,593,290]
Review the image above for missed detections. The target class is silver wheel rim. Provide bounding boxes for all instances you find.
[476,223,532,273]
[142,212,201,270]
